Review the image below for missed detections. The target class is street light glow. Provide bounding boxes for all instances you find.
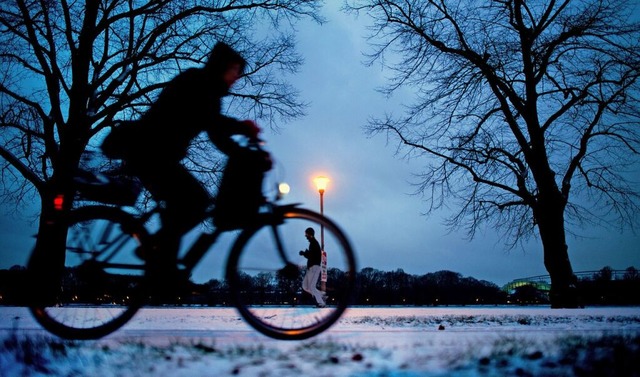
[314,176,330,193]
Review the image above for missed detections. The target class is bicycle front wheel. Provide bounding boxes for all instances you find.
[28,206,148,340]
[226,206,357,340]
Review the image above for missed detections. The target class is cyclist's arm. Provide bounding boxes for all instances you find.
[207,115,259,155]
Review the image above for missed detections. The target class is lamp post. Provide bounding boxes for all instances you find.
[313,176,329,249]
[313,176,329,293]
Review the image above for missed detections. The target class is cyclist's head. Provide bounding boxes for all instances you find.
[305,227,315,237]
[205,42,246,84]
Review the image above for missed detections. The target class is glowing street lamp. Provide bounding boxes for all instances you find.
[313,176,329,293]
[313,176,329,249]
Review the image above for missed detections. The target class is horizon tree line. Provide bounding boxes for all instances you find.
[1,264,638,306]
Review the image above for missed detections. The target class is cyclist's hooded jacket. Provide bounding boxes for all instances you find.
[103,42,252,163]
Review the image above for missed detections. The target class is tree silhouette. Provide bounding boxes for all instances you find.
[5,265,640,306]
[623,267,639,281]
[345,0,640,307]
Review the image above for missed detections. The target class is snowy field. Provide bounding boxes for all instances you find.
[1,306,639,376]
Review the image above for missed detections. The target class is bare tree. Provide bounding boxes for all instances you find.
[0,0,322,203]
[345,0,640,307]
[0,0,323,285]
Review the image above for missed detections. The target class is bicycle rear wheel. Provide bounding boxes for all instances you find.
[28,206,148,340]
[226,206,357,340]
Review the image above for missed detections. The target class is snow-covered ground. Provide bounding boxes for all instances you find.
[1,306,639,376]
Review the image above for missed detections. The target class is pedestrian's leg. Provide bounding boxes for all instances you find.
[307,265,325,306]
[302,269,315,304]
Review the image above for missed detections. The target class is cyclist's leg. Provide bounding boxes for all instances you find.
[137,164,209,297]
[136,164,208,257]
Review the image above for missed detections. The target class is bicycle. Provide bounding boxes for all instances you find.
[27,139,357,341]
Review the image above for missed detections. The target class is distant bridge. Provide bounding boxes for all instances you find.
[501,270,632,292]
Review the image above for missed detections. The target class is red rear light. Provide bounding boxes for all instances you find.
[53,194,65,211]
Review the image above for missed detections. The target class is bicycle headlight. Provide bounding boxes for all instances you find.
[278,182,290,196]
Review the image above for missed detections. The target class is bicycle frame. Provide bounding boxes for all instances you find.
[77,198,295,274]
[178,203,298,275]
[30,199,356,340]
[68,194,300,285]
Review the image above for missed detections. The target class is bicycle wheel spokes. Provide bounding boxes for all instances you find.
[227,207,356,340]
[30,207,148,340]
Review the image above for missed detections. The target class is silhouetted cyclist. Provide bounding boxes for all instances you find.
[101,42,270,296]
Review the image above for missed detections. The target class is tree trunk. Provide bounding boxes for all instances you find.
[26,193,68,304]
[27,149,80,304]
[535,191,581,308]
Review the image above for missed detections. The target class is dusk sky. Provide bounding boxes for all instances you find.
[1,2,638,287]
